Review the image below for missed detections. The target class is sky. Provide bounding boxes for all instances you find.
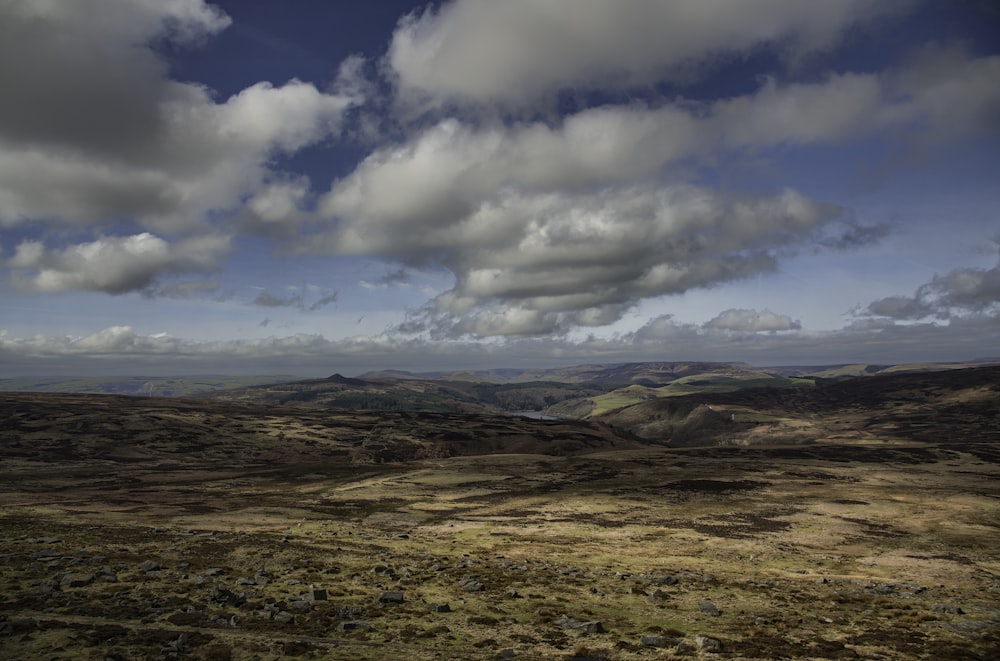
[1,0,999,377]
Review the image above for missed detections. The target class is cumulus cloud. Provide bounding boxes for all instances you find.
[859,242,1000,321]
[387,0,909,111]
[3,314,997,377]
[309,42,1000,339]
[308,292,339,311]
[251,288,338,311]
[7,233,230,295]
[362,185,840,337]
[253,290,305,309]
[0,0,358,236]
[705,309,802,332]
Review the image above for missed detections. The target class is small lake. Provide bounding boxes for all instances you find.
[509,410,559,420]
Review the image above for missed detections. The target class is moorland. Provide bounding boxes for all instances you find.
[1,361,998,659]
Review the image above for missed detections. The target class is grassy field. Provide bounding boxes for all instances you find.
[0,389,997,659]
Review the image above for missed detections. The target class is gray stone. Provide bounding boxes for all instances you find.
[462,580,485,592]
[307,588,328,602]
[674,641,695,655]
[647,588,670,603]
[640,635,668,647]
[553,616,604,634]
[378,590,404,603]
[95,566,117,582]
[138,560,160,572]
[273,611,294,624]
[338,620,371,632]
[932,603,964,614]
[695,634,722,652]
[61,573,93,588]
[428,602,451,613]
[699,601,721,616]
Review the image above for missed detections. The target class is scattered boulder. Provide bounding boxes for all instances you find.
[95,566,117,582]
[647,589,670,604]
[699,602,721,616]
[138,560,160,572]
[461,579,485,592]
[695,635,722,652]
[553,616,605,634]
[338,620,371,632]
[61,573,93,588]
[428,603,451,613]
[640,635,672,647]
[378,590,404,604]
[272,611,294,624]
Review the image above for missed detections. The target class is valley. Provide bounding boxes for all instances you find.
[0,364,998,659]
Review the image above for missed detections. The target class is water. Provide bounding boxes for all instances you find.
[510,410,559,420]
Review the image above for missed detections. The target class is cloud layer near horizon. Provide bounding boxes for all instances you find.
[1,0,998,372]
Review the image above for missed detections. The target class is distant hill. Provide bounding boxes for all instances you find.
[199,374,613,414]
[0,375,301,397]
[591,365,1000,449]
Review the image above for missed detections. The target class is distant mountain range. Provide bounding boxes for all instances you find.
[2,360,996,450]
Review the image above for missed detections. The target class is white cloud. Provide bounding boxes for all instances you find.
[705,309,802,332]
[387,0,909,111]
[311,45,999,339]
[861,251,1000,321]
[0,1,357,236]
[7,233,230,294]
[2,314,996,377]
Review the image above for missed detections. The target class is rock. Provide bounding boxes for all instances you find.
[202,568,225,576]
[674,641,695,655]
[695,635,722,652]
[61,573,93,588]
[553,616,604,633]
[652,575,679,586]
[307,588,327,602]
[462,579,485,592]
[339,620,371,632]
[647,589,670,604]
[273,611,294,624]
[640,635,668,647]
[377,590,404,603]
[932,603,964,614]
[428,602,451,613]
[288,600,312,612]
[699,602,721,616]
[138,560,160,572]
[95,566,117,582]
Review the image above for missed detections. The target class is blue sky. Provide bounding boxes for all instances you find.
[1,0,998,376]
